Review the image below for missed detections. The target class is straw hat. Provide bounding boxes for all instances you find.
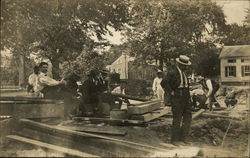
[176,55,192,66]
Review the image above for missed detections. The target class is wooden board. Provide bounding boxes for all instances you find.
[127,101,161,115]
[129,99,160,106]
[6,135,99,157]
[192,109,206,119]
[19,119,170,152]
[72,116,145,125]
[58,125,127,136]
[201,113,242,120]
[111,93,149,102]
[130,106,170,122]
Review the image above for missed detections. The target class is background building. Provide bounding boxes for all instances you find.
[219,45,250,85]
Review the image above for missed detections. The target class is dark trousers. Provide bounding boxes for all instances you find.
[171,89,192,142]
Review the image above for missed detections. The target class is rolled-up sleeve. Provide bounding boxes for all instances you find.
[39,76,60,86]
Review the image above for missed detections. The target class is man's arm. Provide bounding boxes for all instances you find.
[206,80,213,97]
[39,76,62,86]
[152,78,157,94]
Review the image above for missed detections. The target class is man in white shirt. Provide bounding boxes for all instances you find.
[198,77,220,111]
[27,66,41,96]
[37,62,66,99]
[152,70,164,102]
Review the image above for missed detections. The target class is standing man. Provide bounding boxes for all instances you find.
[152,70,165,104]
[161,55,192,145]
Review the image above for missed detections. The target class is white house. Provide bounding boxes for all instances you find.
[106,53,156,80]
[219,45,250,85]
[106,53,134,79]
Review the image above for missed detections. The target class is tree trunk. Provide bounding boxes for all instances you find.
[159,58,163,71]
[18,54,25,88]
[51,59,60,79]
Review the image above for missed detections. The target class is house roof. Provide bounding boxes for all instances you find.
[219,45,250,58]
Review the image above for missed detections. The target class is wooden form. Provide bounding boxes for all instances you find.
[0,97,64,119]
[6,135,99,157]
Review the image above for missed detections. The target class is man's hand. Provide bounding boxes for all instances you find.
[59,79,67,85]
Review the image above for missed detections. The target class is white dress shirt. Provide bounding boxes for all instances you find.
[112,86,125,94]
[152,77,163,92]
[37,72,61,92]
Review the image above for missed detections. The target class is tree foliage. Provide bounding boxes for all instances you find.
[222,24,250,45]
[1,0,129,79]
[126,0,226,70]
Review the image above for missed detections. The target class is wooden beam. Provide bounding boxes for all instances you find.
[72,116,145,125]
[129,100,160,106]
[192,109,206,120]
[128,101,161,115]
[19,119,171,152]
[130,106,170,122]
[201,113,242,120]
[58,125,127,136]
[6,135,99,157]
[111,93,149,102]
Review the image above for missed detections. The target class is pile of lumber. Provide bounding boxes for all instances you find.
[126,100,170,122]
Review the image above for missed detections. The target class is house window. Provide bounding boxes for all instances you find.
[241,59,250,63]
[227,59,236,63]
[118,68,121,74]
[225,66,236,77]
[242,66,250,76]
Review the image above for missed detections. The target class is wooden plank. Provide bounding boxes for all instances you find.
[6,135,99,157]
[127,101,161,115]
[129,99,160,106]
[111,93,149,102]
[201,113,242,120]
[72,116,145,125]
[192,109,206,119]
[58,125,127,136]
[0,96,62,104]
[151,146,201,157]
[130,106,170,122]
[19,119,171,152]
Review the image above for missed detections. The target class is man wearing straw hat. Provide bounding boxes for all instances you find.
[161,55,192,145]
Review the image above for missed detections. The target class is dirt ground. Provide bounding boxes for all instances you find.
[0,88,249,157]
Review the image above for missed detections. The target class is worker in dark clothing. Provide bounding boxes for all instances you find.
[97,69,110,93]
[161,55,192,146]
[79,70,100,116]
